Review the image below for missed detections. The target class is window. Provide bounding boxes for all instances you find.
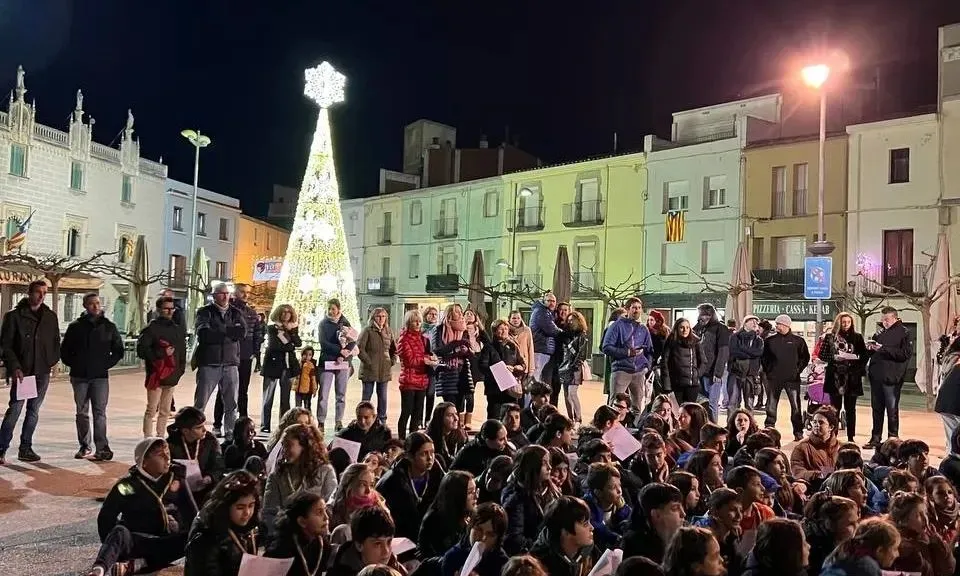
[197,212,207,236]
[409,254,420,279]
[66,227,81,257]
[883,229,914,292]
[662,243,685,275]
[169,254,186,283]
[70,161,84,191]
[266,232,272,250]
[5,216,21,239]
[121,175,133,203]
[703,176,727,208]
[64,294,75,321]
[793,163,808,216]
[663,181,689,213]
[774,236,807,269]
[576,242,598,289]
[253,227,259,244]
[173,207,183,231]
[483,249,495,282]
[484,191,499,217]
[771,166,786,218]
[215,261,227,279]
[890,148,910,184]
[118,236,131,263]
[9,143,26,177]
[410,201,422,226]
[440,246,458,275]
[518,246,538,280]
[702,240,725,273]
[219,218,229,241]
[346,213,356,235]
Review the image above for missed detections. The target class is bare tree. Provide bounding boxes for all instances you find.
[836,287,887,334]
[458,276,543,313]
[571,271,651,311]
[0,250,117,306]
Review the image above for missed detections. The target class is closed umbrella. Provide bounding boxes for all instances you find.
[920,232,958,394]
[467,250,485,317]
[724,241,753,326]
[553,245,572,304]
[185,246,209,331]
[128,234,149,334]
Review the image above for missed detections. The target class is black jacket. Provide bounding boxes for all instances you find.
[222,439,268,472]
[819,330,868,397]
[97,464,194,541]
[184,516,259,576]
[231,299,264,360]
[264,533,328,576]
[867,321,912,386]
[194,303,246,367]
[418,508,466,560]
[660,336,706,390]
[938,454,960,489]
[166,427,225,503]
[559,330,590,387]
[334,421,392,462]
[60,313,124,379]
[261,323,302,379]
[501,480,545,555]
[529,531,600,576]
[694,316,730,379]
[804,520,838,576]
[729,328,764,377]
[137,317,188,386]
[451,436,512,477]
[376,457,443,540]
[479,337,522,405]
[520,405,540,434]
[1,298,60,376]
[621,518,668,564]
[761,331,810,383]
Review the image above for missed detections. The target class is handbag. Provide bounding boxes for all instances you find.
[580,360,592,382]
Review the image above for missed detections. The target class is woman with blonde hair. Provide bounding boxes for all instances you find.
[328,462,387,543]
[261,304,301,433]
[559,310,591,424]
[357,307,397,425]
[508,310,536,377]
[432,303,475,415]
[817,311,868,442]
[396,309,437,437]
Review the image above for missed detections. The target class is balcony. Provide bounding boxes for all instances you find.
[572,271,602,295]
[562,200,605,227]
[751,268,804,295]
[508,273,543,290]
[854,264,927,296]
[507,207,545,232]
[366,276,396,296]
[376,226,392,245]
[432,218,459,239]
[426,273,460,293]
[168,272,188,288]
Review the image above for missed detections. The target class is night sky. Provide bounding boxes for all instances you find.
[1,0,959,219]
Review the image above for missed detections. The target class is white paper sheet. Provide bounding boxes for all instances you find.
[265,441,282,474]
[392,537,416,555]
[15,375,37,401]
[330,437,362,463]
[460,541,484,576]
[324,360,350,371]
[489,361,519,392]
[587,548,623,576]
[602,424,642,461]
[173,459,204,492]
[881,571,921,576]
[238,553,294,576]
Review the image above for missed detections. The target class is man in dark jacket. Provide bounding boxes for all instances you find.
[760,314,810,441]
[726,315,764,415]
[0,279,60,464]
[192,283,246,442]
[166,406,224,505]
[146,288,185,326]
[530,293,560,382]
[451,419,511,476]
[60,293,124,461]
[212,283,263,436]
[865,307,913,449]
[137,297,188,438]
[694,303,730,422]
[334,401,392,463]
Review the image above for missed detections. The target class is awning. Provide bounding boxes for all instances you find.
[0,264,103,291]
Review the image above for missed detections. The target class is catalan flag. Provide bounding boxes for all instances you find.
[665,210,685,242]
[6,211,34,252]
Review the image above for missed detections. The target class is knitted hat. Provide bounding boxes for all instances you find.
[135,437,166,467]
[172,406,206,430]
[774,314,792,327]
[759,471,782,494]
[742,315,759,325]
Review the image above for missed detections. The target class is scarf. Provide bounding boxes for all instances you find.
[443,318,467,344]
[930,498,959,542]
[348,492,380,511]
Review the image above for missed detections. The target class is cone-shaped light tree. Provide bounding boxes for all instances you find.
[272,62,359,345]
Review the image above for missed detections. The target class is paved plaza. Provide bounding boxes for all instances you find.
[0,368,951,575]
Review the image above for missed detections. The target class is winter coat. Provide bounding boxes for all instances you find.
[166,427,225,503]
[451,436,512,477]
[184,515,259,576]
[262,463,338,529]
[520,405,540,434]
[376,457,444,539]
[230,299,263,360]
[650,331,668,366]
[790,435,839,482]
[939,454,960,489]
[621,518,668,564]
[695,313,731,380]
[397,328,430,391]
[264,533,328,576]
[480,337,523,405]
[222,439,267,472]
[582,491,630,550]
[137,317,188,387]
[501,480,546,554]
[935,347,960,416]
[821,553,884,576]
[357,323,397,383]
[333,421,392,462]
[601,316,653,374]
[729,328,764,377]
[513,324,536,374]
[761,331,810,384]
[60,312,124,379]
[530,301,560,355]
[559,330,591,388]
[529,530,599,576]
[0,298,60,376]
[432,327,474,398]
[293,359,318,394]
[442,539,509,576]
[194,303,246,367]
[327,542,406,576]
[819,330,868,397]
[418,508,466,560]
[742,551,802,576]
[660,335,707,391]
[98,464,193,541]
[261,323,302,380]
[867,320,912,386]
[317,314,353,365]
[889,526,955,576]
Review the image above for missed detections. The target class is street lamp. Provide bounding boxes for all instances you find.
[503,185,533,310]
[181,129,211,321]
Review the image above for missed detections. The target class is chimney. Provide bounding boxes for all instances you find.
[479,134,488,149]
[429,136,441,150]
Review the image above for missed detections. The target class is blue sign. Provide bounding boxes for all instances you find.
[804,257,833,300]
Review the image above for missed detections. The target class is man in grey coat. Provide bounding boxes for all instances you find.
[193,283,246,442]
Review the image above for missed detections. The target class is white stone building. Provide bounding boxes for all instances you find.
[341,197,365,296]
[0,66,167,329]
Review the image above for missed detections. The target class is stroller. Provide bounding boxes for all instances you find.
[802,359,835,431]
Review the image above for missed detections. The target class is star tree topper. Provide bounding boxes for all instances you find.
[305,62,346,108]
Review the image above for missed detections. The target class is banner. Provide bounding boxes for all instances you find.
[253,258,283,281]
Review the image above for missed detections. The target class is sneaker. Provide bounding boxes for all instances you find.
[75,447,92,459]
[84,567,105,576]
[213,426,223,438]
[864,439,882,450]
[260,426,270,434]
[18,448,40,462]
[93,449,114,462]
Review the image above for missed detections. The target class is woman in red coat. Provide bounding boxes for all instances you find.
[397,309,438,438]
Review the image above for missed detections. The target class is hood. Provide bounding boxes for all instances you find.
[697,303,718,318]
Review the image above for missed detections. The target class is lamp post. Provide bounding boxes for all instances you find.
[497,184,533,311]
[180,129,211,322]
[801,64,835,338]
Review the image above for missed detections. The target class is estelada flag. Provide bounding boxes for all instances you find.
[665,210,685,242]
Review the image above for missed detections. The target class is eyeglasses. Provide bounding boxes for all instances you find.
[161,307,176,312]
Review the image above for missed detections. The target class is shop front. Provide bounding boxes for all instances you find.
[752,299,840,349]
[640,293,726,327]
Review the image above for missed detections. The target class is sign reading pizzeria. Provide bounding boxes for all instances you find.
[752,299,838,320]
[253,258,283,282]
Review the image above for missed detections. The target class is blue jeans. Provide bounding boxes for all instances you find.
[194,365,239,440]
[72,377,110,452]
[941,413,960,455]
[261,373,291,430]
[870,380,903,442]
[362,381,388,423]
[701,376,723,422]
[318,369,349,426]
[0,372,51,452]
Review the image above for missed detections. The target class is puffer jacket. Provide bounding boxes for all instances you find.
[558,330,590,388]
[660,335,706,391]
[184,516,259,576]
[375,457,444,540]
[261,323,302,379]
[60,312,124,379]
[529,529,599,576]
[694,313,730,380]
[317,314,352,365]
[397,328,430,391]
[601,316,653,374]
[530,301,560,355]
[501,480,546,554]
[0,298,60,376]
[729,328,764,377]
[194,303,245,367]
[230,298,263,360]
[357,323,396,383]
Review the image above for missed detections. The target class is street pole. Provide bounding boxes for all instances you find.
[816,89,826,339]
[188,136,201,282]
[508,183,519,312]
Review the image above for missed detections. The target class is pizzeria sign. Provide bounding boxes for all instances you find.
[752,300,838,319]
[253,258,283,281]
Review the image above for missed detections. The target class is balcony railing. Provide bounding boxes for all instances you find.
[168,272,188,288]
[507,207,545,232]
[433,218,459,239]
[366,276,396,295]
[752,268,804,295]
[426,273,460,293]
[572,271,602,295]
[376,226,392,245]
[562,200,605,227]
[854,264,927,296]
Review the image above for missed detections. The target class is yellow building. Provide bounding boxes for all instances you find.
[234,215,290,310]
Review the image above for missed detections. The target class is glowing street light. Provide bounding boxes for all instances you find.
[801,64,830,89]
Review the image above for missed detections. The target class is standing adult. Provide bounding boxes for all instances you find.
[726,315,764,414]
[508,310,535,379]
[138,296,188,438]
[558,310,590,424]
[693,303,730,422]
[529,293,560,383]
[936,335,960,454]
[60,293,124,460]
[317,298,353,432]
[760,314,810,442]
[422,306,440,421]
[261,304,301,433]
[212,283,263,436]
[547,302,572,407]
[357,307,397,425]
[0,280,60,464]
[146,288,185,327]
[192,283,246,442]
[253,313,266,372]
[433,303,474,414]
[661,318,707,404]
[481,319,525,421]
[865,307,912,449]
[818,312,868,443]
[601,297,653,409]
[397,309,436,438]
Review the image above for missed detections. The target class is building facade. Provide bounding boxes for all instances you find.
[233,214,290,310]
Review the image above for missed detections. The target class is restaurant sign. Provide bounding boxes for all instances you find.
[253,258,283,282]
[752,299,838,319]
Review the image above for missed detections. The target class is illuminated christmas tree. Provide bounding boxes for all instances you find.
[272,62,359,343]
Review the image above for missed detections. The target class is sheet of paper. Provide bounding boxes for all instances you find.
[330,437,362,463]
[238,553,294,576]
[392,537,416,555]
[837,351,859,360]
[587,548,623,576]
[15,375,37,401]
[173,459,204,492]
[460,541,484,576]
[882,572,921,576]
[602,424,642,461]
[489,361,519,392]
[266,441,282,474]
[324,360,350,371]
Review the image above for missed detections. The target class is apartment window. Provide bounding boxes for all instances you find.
[172,207,184,231]
[253,227,259,244]
[483,249,495,282]
[890,148,910,184]
[9,143,26,177]
[793,163,808,216]
[410,201,422,226]
[440,246,458,275]
[703,176,727,208]
[771,166,786,218]
[409,254,420,279]
[169,254,186,283]
[266,232,272,250]
[197,213,207,236]
[662,243,685,275]
[883,229,914,292]
[66,227,82,257]
[219,218,229,241]
[484,190,499,217]
[702,240,725,273]
[121,175,133,203]
[663,181,689,213]
[70,161,84,191]
[774,236,807,269]
[5,216,21,240]
[518,246,538,281]
[118,236,131,263]
[64,294,75,321]
[345,213,356,234]
[215,261,228,279]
